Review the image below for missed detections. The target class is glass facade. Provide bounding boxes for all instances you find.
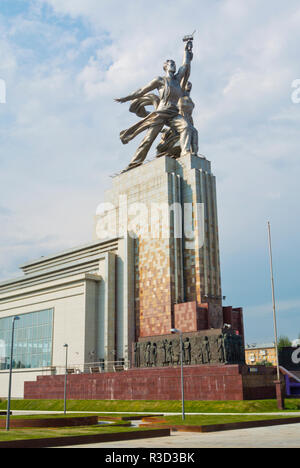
[0,309,53,370]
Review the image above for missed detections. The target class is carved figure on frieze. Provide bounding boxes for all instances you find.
[134,342,141,368]
[216,335,226,364]
[151,343,158,367]
[138,343,145,367]
[166,340,174,365]
[172,340,181,366]
[195,337,205,365]
[145,342,152,367]
[232,335,242,363]
[203,336,211,364]
[158,339,168,366]
[222,335,229,363]
[224,335,234,363]
[183,337,191,365]
[189,336,197,365]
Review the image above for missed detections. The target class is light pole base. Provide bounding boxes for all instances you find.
[274,380,285,410]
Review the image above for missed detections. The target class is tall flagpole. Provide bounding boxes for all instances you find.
[267,221,280,382]
[267,221,284,409]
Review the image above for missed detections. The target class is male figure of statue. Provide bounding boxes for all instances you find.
[115,40,195,172]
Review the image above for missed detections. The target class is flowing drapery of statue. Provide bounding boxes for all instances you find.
[115,34,199,172]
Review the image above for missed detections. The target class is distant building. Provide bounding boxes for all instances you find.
[245,343,277,366]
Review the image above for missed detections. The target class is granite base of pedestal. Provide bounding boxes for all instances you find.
[24,365,278,401]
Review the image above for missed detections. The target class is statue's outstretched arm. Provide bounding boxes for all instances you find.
[180,64,190,91]
[115,77,161,103]
[177,42,193,83]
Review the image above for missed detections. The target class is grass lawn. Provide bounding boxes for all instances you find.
[0,424,150,442]
[0,398,299,413]
[0,413,128,423]
[160,414,300,426]
[0,412,299,442]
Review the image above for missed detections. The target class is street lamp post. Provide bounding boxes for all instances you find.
[63,344,69,415]
[6,316,20,431]
[171,328,185,421]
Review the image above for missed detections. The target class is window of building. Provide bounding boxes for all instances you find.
[0,309,53,370]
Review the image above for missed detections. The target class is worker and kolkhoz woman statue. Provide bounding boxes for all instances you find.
[133,333,245,369]
[115,33,199,172]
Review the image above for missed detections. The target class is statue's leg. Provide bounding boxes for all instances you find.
[126,123,164,170]
[156,128,180,157]
[170,115,193,157]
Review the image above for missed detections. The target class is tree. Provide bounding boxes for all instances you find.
[255,360,273,367]
[278,335,292,350]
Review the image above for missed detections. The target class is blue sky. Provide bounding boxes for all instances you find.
[0,0,299,343]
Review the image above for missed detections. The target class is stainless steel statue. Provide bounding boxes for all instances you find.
[115,34,199,172]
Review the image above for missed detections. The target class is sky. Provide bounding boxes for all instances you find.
[0,0,299,344]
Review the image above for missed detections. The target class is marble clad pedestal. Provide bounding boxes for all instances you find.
[95,154,230,342]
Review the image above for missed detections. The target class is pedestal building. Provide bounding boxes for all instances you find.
[0,154,245,398]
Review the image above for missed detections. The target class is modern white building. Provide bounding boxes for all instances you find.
[0,236,134,397]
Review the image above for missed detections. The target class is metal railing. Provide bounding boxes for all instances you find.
[41,360,131,376]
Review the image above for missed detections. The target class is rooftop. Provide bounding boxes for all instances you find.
[245,343,275,350]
